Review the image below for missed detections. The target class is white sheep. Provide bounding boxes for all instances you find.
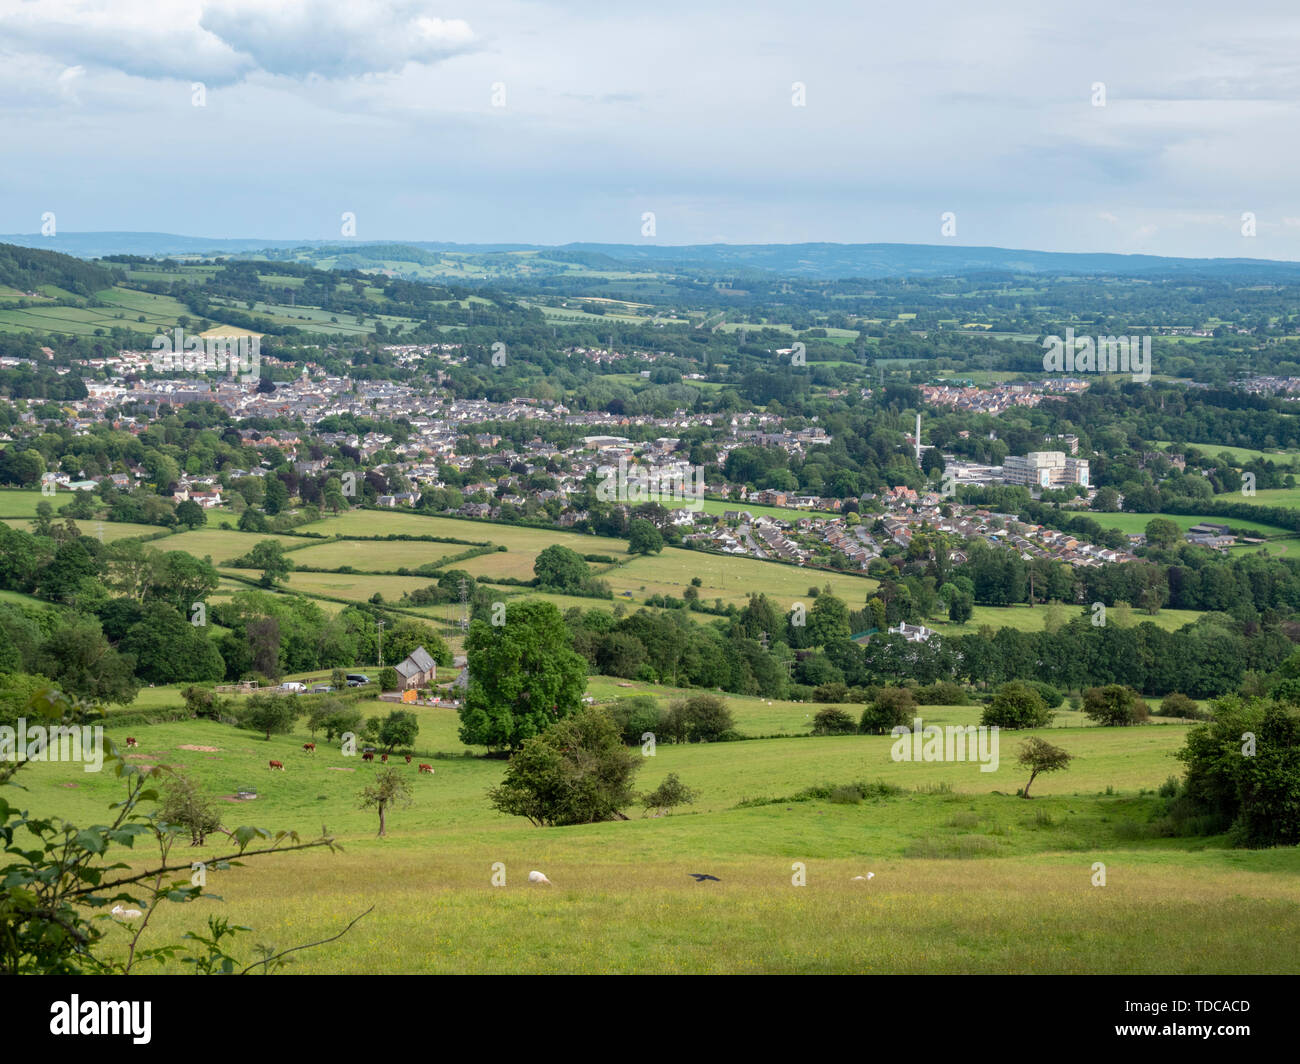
[851,873,876,881]
[528,870,552,885]
[111,904,143,918]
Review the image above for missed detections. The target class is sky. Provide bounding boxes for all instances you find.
[4,0,1300,257]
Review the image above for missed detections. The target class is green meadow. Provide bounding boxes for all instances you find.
[1094,510,1295,539]
[14,705,1299,975]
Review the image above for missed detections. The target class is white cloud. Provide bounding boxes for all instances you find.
[0,0,475,84]
[199,0,476,79]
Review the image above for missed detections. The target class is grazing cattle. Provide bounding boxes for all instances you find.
[404,754,412,764]
[361,752,374,763]
[381,753,389,764]
[303,742,316,754]
[125,737,138,748]
[418,764,433,774]
[269,760,284,771]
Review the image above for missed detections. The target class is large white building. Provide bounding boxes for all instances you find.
[1002,451,1089,489]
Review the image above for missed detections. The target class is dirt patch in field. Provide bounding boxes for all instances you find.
[178,744,222,752]
[60,782,79,788]
[327,767,356,772]
[219,794,259,802]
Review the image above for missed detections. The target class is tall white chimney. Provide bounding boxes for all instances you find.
[915,412,922,464]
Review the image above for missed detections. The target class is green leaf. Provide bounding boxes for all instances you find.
[74,830,108,855]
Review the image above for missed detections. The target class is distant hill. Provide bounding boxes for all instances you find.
[5,232,1300,281]
[0,243,118,296]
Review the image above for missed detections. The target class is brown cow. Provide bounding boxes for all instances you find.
[303,742,316,754]
[404,754,412,764]
[125,737,138,748]
[418,764,433,774]
[269,760,284,771]
[381,753,389,764]
[361,752,374,763]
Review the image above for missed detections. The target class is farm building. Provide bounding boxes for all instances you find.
[394,646,437,689]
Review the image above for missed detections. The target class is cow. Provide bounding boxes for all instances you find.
[269,760,284,771]
[404,754,412,764]
[361,752,374,763]
[125,737,138,748]
[418,764,433,774]
[381,753,389,764]
[303,742,316,754]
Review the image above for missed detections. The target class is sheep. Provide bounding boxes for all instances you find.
[528,870,552,885]
[111,904,143,919]
[851,873,876,881]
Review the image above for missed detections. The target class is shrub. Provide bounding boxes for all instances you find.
[181,685,225,720]
[859,687,916,735]
[663,694,734,743]
[159,773,221,846]
[812,682,849,704]
[1175,696,1300,846]
[1023,681,1064,709]
[1082,685,1150,726]
[914,681,969,706]
[378,666,400,692]
[606,695,662,746]
[640,772,697,816]
[488,707,641,826]
[1158,692,1203,719]
[981,681,1053,730]
[811,707,857,736]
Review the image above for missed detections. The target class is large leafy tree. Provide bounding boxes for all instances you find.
[627,518,664,555]
[533,544,591,594]
[459,599,588,749]
[487,706,640,826]
[36,616,139,705]
[122,603,225,685]
[147,550,219,614]
[806,591,850,647]
[240,693,300,740]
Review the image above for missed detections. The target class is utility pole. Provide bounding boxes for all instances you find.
[377,619,385,668]
[458,577,469,633]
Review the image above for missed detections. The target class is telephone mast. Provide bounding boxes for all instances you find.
[376,619,385,668]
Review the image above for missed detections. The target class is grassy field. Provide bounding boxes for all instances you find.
[162,527,305,562]
[696,496,821,522]
[1237,487,1300,510]
[282,539,468,572]
[926,603,1204,635]
[1094,510,1296,539]
[0,286,243,337]
[1,517,162,542]
[14,707,1299,974]
[0,488,69,517]
[611,549,876,610]
[262,570,440,604]
[1156,440,1300,464]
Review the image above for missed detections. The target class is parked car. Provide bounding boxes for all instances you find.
[310,684,333,694]
[346,673,371,687]
[279,681,306,693]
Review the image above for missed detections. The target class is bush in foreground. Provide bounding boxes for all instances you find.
[488,707,640,826]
